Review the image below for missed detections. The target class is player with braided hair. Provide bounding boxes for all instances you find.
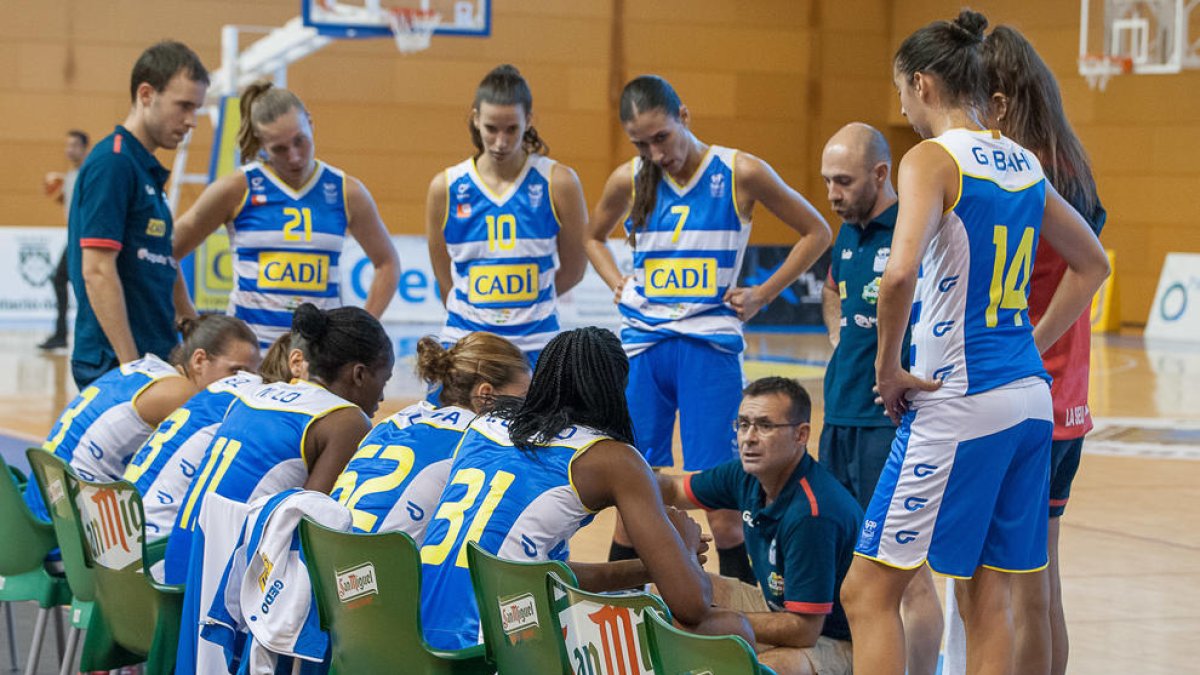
[419,326,753,651]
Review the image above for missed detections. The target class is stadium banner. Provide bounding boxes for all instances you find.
[1145,252,1200,343]
[0,226,825,332]
[0,226,69,321]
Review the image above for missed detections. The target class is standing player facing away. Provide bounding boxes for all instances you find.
[840,10,1110,675]
[586,75,831,579]
[331,332,530,539]
[163,303,394,583]
[426,64,589,364]
[25,314,259,521]
[173,82,400,349]
[70,41,208,388]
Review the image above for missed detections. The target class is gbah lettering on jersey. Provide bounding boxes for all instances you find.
[969,146,1033,172]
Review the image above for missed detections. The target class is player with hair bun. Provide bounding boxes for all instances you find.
[172,81,399,350]
[331,332,530,539]
[426,64,589,364]
[840,10,1110,675]
[162,303,394,583]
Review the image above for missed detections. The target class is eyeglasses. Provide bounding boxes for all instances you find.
[733,419,804,435]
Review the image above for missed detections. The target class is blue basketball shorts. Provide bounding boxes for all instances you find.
[855,376,1053,578]
[625,338,741,471]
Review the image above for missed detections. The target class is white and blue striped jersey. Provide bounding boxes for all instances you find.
[441,155,562,353]
[331,401,473,539]
[909,129,1050,404]
[228,161,349,349]
[619,146,751,356]
[125,372,263,540]
[419,414,609,650]
[161,379,356,584]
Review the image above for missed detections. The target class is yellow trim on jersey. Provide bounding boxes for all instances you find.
[663,146,714,193]
[547,160,563,228]
[440,168,452,230]
[298,403,357,468]
[959,172,1046,194]
[927,139,963,216]
[341,172,351,225]
[128,367,187,424]
[728,149,750,226]
[261,160,325,200]
[417,418,474,432]
[468,155,535,205]
[231,185,251,221]
[980,562,1048,574]
[565,440,608,515]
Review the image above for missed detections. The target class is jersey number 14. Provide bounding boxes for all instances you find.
[986,224,1034,328]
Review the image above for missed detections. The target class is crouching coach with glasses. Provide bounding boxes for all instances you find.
[658,376,861,675]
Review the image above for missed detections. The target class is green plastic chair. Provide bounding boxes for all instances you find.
[69,473,183,675]
[466,541,579,672]
[642,606,775,675]
[298,518,493,674]
[26,448,141,674]
[0,453,71,675]
[546,572,669,675]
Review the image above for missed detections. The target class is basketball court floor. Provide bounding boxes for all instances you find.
[0,325,1197,673]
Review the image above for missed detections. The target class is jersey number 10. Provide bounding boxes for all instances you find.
[486,214,518,252]
[986,224,1034,328]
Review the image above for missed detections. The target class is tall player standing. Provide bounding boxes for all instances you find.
[426,64,588,365]
[586,75,830,580]
[840,10,1110,675]
[173,83,400,349]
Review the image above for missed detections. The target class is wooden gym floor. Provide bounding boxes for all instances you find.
[0,326,1196,674]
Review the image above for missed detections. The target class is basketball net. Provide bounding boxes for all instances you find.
[386,7,441,54]
[1080,54,1133,92]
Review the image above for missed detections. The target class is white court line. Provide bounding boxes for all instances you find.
[1085,417,1200,461]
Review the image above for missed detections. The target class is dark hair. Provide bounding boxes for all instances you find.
[469,65,548,157]
[742,377,812,424]
[502,327,634,452]
[291,303,392,383]
[895,9,990,110]
[237,80,308,163]
[985,26,1101,222]
[169,314,257,374]
[619,75,683,246]
[260,331,296,384]
[129,40,209,103]
[67,130,89,147]
[416,333,528,409]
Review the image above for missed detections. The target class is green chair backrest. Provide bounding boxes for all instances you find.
[641,606,765,675]
[299,518,493,675]
[0,452,57,576]
[466,541,579,672]
[71,474,183,675]
[25,448,95,601]
[547,572,669,675]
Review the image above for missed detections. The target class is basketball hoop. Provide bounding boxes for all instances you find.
[1079,54,1133,92]
[385,6,440,54]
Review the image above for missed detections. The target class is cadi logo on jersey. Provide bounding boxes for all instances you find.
[527,183,544,209]
[258,251,330,292]
[468,263,539,305]
[644,257,718,298]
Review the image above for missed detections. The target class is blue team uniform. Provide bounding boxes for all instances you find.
[124,372,263,540]
[419,414,610,650]
[619,146,749,470]
[441,155,563,358]
[162,379,356,584]
[24,354,181,521]
[331,401,473,539]
[855,129,1054,577]
[229,161,349,349]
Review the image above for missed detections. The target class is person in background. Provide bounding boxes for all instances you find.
[39,129,90,350]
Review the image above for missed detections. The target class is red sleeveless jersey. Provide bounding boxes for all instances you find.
[1027,240,1091,439]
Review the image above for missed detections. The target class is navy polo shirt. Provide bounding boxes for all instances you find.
[684,453,862,642]
[68,126,179,370]
[824,203,907,427]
